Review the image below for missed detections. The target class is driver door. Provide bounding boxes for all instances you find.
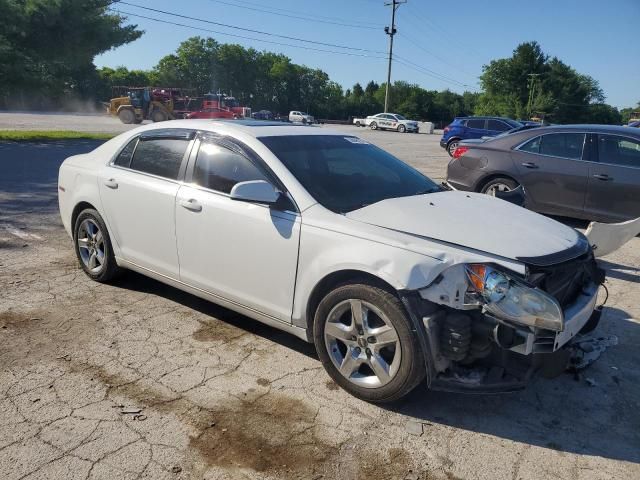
[175,135,301,322]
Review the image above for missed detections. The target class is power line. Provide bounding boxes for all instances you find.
[214,0,381,27]
[111,9,389,59]
[207,0,379,30]
[116,1,385,53]
[394,55,473,89]
[396,32,479,81]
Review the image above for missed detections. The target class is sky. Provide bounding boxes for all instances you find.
[96,0,640,109]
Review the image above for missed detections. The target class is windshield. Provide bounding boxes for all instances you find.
[494,124,539,139]
[394,114,407,120]
[259,135,440,213]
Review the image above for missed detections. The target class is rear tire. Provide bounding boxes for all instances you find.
[313,282,426,403]
[446,139,460,157]
[480,177,519,197]
[355,121,361,127]
[73,209,122,283]
[117,108,135,124]
[370,121,378,130]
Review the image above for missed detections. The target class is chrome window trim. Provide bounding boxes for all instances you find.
[514,131,640,168]
[513,132,588,161]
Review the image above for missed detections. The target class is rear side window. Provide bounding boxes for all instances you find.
[113,138,138,167]
[129,138,189,180]
[598,135,640,167]
[539,133,585,160]
[193,140,269,194]
[467,119,485,129]
[487,120,511,132]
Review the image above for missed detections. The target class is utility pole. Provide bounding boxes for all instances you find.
[526,73,541,119]
[384,0,406,113]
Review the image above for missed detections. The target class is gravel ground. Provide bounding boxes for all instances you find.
[0,114,639,479]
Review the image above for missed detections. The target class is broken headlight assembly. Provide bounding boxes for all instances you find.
[465,264,564,331]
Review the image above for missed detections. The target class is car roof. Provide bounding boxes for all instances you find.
[126,119,342,138]
[454,116,519,121]
[525,124,640,135]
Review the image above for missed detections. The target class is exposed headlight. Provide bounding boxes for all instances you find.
[466,264,564,331]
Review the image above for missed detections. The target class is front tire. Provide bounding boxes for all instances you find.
[370,121,378,130]
[73,209,122,283]
[313,283,426,403]
[117,108,135,124]
[397,124,406,133]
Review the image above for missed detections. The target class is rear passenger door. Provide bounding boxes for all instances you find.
[465,119,487,139]
[512,132,589,217]
[98,129,194,278]
[584,134,640,222]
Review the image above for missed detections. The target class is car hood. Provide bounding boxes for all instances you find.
[345,191,585,265]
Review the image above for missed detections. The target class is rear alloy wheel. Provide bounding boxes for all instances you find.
[481,177,519,197]
[74,209,122,283]
[370,121,378,130]
[446,139,460,157]
[355,121,361,127]
[117,108,135,124]
[397,124,406,133]
[314,283,425,402]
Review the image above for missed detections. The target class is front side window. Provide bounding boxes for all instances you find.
[113,137,138,167]
[539,133,585,160]
[129,138,189,180]
[598,135,640,167]
[467,119,485,129]
[192,140,269,194]
[259,135,439,213]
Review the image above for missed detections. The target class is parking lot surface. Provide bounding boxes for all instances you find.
[0,114,639,479]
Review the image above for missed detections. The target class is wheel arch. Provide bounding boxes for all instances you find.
[305,269,400,333]
[474,172,520,193]
[71,201,98,238]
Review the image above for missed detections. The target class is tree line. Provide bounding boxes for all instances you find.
[0,0,635,125]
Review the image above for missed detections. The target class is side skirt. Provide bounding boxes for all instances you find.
[116,257,312,343]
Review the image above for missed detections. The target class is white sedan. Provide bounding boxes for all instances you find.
[58,120,603,402]
[361,113,419,133]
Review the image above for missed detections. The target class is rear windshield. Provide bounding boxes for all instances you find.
[259,135,439,213]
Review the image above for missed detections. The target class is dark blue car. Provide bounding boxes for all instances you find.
[440,116,522,156]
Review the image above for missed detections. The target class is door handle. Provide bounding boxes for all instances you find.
[521,162,538,169]
[593,174,612,181]
[103,178,118,189]
[179,198,202,212]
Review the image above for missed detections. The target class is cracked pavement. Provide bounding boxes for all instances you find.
[0,123,639,479]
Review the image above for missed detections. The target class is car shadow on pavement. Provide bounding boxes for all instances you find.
[390,304,640,465]
[597,259,640,284]
[113,270,318,359]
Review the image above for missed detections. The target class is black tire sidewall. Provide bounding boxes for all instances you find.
[313,283,425,403]
[118,109,134,124]
[73,209,120,283]
[398,125,406,133]
[446,139,459,156]
[370,122,377,130]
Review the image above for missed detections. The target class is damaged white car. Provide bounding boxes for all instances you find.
[58,120,606,402]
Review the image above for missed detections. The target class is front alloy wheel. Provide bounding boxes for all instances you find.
[324,299,401,388]
[314,283,426,402]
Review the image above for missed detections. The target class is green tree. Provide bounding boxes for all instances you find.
[0,0,142,108]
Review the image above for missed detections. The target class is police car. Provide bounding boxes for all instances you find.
[358,113,419,133]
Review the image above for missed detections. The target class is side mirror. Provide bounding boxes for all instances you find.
[230,180,280,205]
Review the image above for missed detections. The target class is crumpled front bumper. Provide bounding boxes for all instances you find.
[400,282,603,394]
